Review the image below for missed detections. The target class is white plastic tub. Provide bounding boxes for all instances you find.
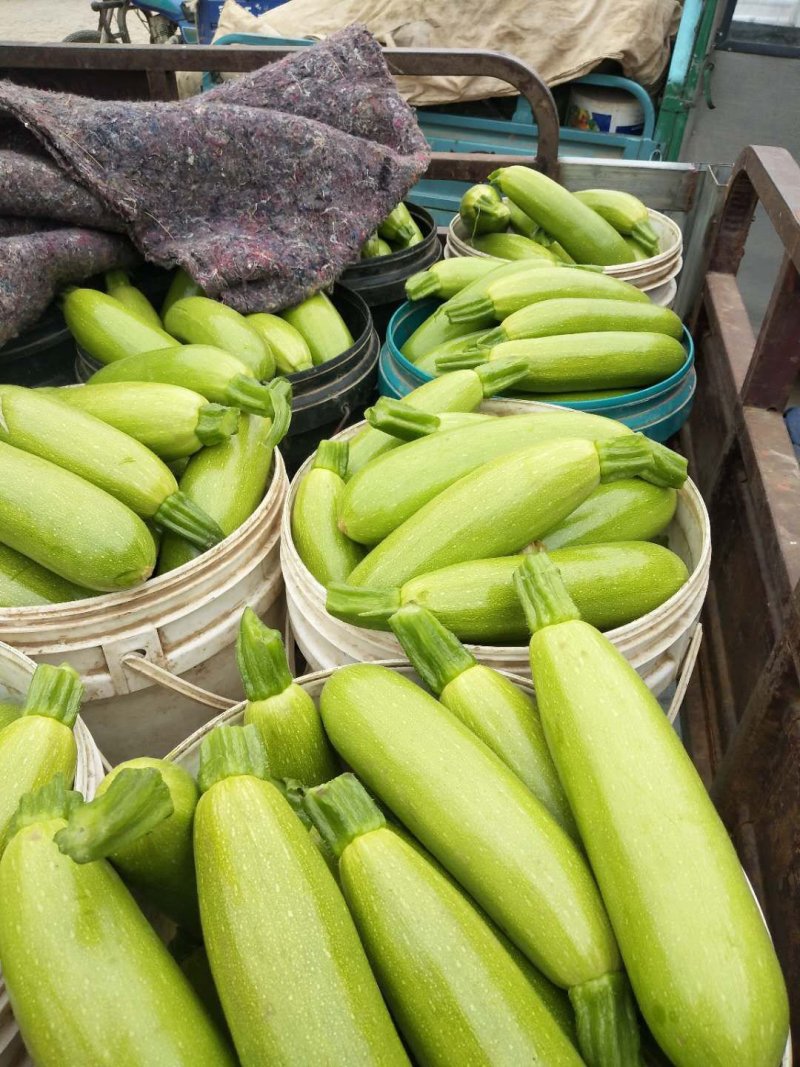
[0,455,289,762]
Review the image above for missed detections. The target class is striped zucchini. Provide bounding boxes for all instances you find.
[345,359,528,478]
[305,773,583,1066]
[62,287,176,364]
[56,759,201,933]
[542,479,678,550]
[105,270,163,330]
[291,441,364,584]
[405,256,503,301]
[446,266,648,325]
[348,435,661,588]
[573,189,660,253]
[161,267,204,319]
[195,724,410,1066]
[0,776,234,1066]
[490,166,632,265]
[439,331,687,392]
[471,231,559,262]
[477,297,683,347]
[246,313,314,374]
[0,664,81,853]
[515,552,790,1067]
[0,442,156,591]
[459,183,511,235]
[378,202,423,247]
[0,386,223,549]
[0,542,91,607]
[389,604,577,838]
[237,607,338,786]
[340,409,631,545]
[89,344,284,418]
[319,665,641,1064]
[50,382,240,460]
[157,406,286,574]
[281,291,354,366]
[329,540,690,642]
[164,296,274,380]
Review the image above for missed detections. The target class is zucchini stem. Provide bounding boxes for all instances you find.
[325,584,400,629]
[388,604,475,695]
[595,434,654,483]
[436,351,486,372]
[404,270,439,300]
[22,662,83,728]
[513,553,581,633]
[155,492,225,549]
[640,440,688,489]
[197,724,270,793]
[569,972,643,1067]
[313,440,349,479]
[236,607,293,702]
[446,294,494,325]
[195,403,240,447]
[55,767,173,865]
[9,774,83,840]
[476,357,529,394]
[105,269,131,291]
[304,773,385,858]
[365,398,440,441]
[223,374,277,418]
[265,383,293,449]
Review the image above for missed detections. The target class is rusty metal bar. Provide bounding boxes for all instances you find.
[742,255,800,410]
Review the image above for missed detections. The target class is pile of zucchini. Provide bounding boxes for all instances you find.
[287,374,692,642]
[0,606,788,1066]
[459,166,662,265]
[402,255,687,397]
[361,201,425,259]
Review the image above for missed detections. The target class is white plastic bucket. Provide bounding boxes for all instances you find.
[0,641,104,1067]
[0,455,289,762]
[281,404,711,697]
[567,85,644,137]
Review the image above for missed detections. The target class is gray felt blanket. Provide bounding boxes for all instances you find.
[0,25,429,346]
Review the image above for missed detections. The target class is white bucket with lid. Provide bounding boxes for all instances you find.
[566,85,645,137]
[280,401,711,698]
[0,640,105,1067]
[0,455,289,763]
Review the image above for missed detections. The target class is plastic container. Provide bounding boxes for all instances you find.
[280,401,711,697]
[0,639,105,1067]
[446,210,683,293]
[196,0,283,43]
[0,456,289,763]
[339,204,441,339]
[381,298,696,442]
[567,84,645,136]
[0,304,76,387]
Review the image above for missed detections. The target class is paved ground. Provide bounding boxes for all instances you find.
[0,0,149,42]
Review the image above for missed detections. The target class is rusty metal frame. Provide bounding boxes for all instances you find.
[681,144,800,1042]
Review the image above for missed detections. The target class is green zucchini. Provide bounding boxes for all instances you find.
[246,313,314,374]
[471,231,559,262]
[105,270,163,330]
[573,189,660,253]
[161,267,204,319]
[330,540,689,641]
[319,665,641,1064]
[56,759,201,933]
[541,479,678,550]
[459,183,511,235]
[345,359,529,478]
[504,197,541,239]
[405,256,503,301]
[194,724,409,1066]
[490,166,632,265]
[514,553,790,1067]
[157,407,285,574]
[50,382,240,460]
[305,773,583,1066]
[361,233,394,258]
[164,296,274,380]
[237,607,338,786]
[477,297,683,347]
[281,291,354,366]
[445,266,648,325]
[0,701,21,733]
[0,776,234,1066]
[0,542,92,607]
[0,664,81,853]
[340,409,631,545]
[622,236,652,261]
[363,400,495,442]
[389,604,577,839]
[378,202,423,247]
[439,332,687,392]
[89,344,284,418]
[291,440,364,583]
[408,329,496,373]
[347,435,660,588]
[0,442,156,591]
[62,286,176,364]
[0,386,223,549]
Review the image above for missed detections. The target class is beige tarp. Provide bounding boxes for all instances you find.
[214,0,682,106]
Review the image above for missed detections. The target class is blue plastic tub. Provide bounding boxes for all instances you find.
[196,0,286,44]
[381,299,696,442]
